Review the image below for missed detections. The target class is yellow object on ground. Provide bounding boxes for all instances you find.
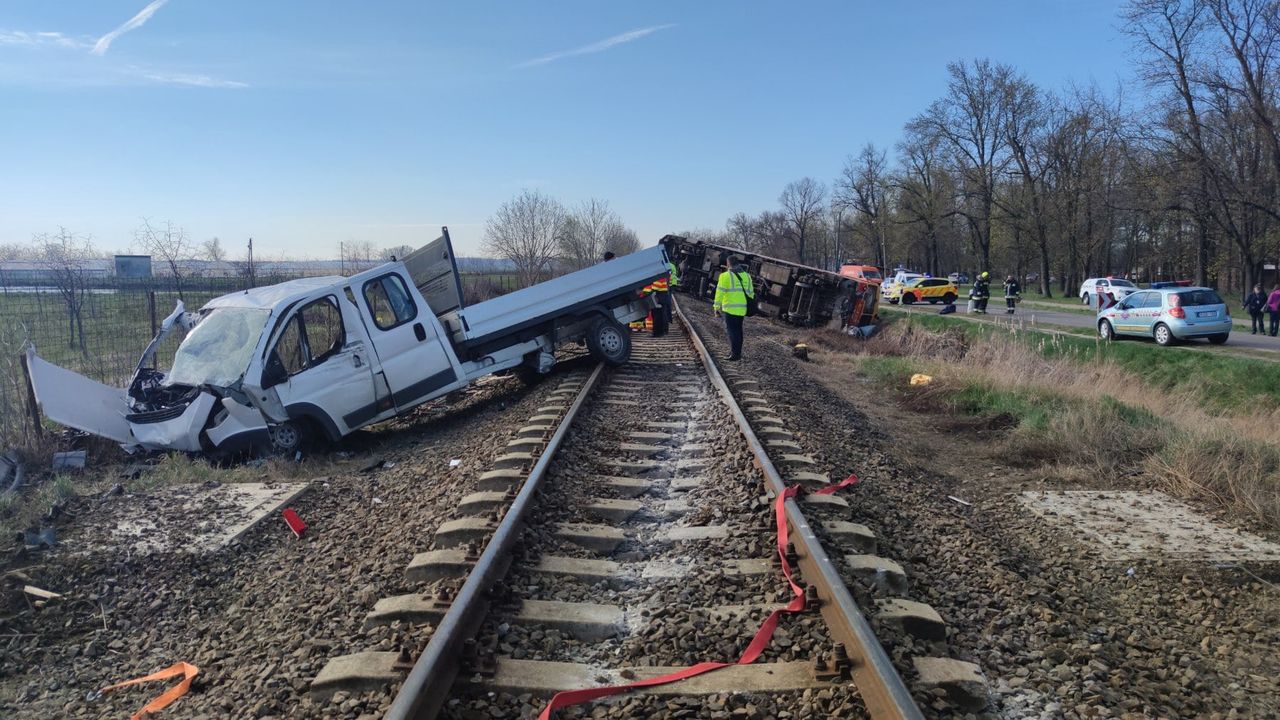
[909,373,933,386]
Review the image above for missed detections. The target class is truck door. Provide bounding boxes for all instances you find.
[265,295,378,436]
[355,270,460,411]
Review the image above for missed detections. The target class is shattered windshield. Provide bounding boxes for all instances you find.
[165,308,271,388]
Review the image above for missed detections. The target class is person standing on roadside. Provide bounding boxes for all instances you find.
[1244,284,1267,335]
[970,272,991,314]
[713,255,754,361]
[1003,275,1021,315]
[1267,284,1280,337]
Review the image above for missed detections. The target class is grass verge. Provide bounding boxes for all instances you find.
[820,315,1280,530]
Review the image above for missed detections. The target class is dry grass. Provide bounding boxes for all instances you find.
[834,318,1280,530]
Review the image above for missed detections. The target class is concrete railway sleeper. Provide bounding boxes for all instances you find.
[312,314,971,718]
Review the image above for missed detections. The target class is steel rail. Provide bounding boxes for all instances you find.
[384,361,607,720]
[673,297,924,720]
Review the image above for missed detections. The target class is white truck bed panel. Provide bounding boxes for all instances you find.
[451,247,668,346]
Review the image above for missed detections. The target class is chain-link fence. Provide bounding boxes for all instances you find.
[0,271,520,450]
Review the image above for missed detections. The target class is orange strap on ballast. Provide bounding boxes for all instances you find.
[99,661,199,720]
[537,474,860,719]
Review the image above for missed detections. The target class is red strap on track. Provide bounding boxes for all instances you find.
[98,661,199,720]
[537,474,860,719]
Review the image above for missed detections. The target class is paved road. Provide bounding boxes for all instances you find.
[895,302,1280,355]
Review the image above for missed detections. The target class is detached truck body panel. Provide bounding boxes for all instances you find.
[28,229,668,454]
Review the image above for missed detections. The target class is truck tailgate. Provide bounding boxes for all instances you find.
[449,246,668,347]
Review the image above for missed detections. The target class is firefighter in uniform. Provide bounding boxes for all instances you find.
[1003,275,1021,314]
[713,255,753,361]
[970,271,991,314]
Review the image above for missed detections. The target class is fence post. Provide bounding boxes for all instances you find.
[148,290,157,337]
[18,351,43,440]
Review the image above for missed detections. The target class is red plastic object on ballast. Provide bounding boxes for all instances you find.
[282,508,307,538]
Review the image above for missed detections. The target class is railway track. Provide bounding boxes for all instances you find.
[311,300,982,719]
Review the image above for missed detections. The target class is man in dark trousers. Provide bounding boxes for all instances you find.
[1245,284,1267,334]
[970,272,991,314]
[1003,275,1021,314]
[713,255,754,361]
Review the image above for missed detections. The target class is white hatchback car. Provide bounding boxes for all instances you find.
[1079,278,1139,306]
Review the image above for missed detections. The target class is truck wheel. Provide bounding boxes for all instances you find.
[269,421,308,454]
[587,317,630,365]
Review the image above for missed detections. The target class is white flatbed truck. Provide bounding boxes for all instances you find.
[27,228,668,454]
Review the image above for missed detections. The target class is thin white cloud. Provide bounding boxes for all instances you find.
[92,0,170,56]
[515,23,675,69]
[142,70,248,88]
[0,29,91,49]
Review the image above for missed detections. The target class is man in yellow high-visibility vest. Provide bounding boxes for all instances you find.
[712,255,753,361]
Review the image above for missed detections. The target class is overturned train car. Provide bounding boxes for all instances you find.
[662,235,880,330]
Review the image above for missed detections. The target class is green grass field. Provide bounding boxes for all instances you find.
[889,309,1280,414]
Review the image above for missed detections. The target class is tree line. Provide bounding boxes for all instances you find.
[683,0,1280,298]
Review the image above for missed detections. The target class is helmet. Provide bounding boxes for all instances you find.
[980,271,989,279]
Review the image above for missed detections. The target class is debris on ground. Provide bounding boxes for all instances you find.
[792,342,810,360]
[909,373,933,386]
[20,527,57,549]
[1,450,25,495]
[51,450,87,471]
[22,585,62,601]
[282,508,307,538]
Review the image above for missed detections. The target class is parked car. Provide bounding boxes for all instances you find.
[947,272,970,284]
[1096,287,1231,346]
[889,277,959,305]
[1079,277,1139,305]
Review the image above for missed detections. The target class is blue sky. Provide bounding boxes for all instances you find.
[1,1,1135,258]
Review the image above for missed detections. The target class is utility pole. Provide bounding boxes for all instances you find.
[247,237,255,287]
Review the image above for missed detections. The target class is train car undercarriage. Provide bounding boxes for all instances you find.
[661,235,880,332]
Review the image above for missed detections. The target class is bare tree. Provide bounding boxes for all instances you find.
[560,199,632,269]
[135,218,194,298]
[381,245,416,261]
[895,131,955,277]
[341,239,378,273]
[778,178,827,264]
[836,144,891,270]
[603,227,641,257]
[1124,0,1216,284]
[909,59,1016,270]
[202,237,226,264]
[34,228,96,351]
[483,189,569,287]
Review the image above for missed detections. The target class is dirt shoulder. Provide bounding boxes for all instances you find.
[682,298,1280,719]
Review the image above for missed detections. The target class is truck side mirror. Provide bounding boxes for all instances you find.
[262,352,288,389]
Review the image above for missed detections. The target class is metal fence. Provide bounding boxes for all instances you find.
[0,271,521,449]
